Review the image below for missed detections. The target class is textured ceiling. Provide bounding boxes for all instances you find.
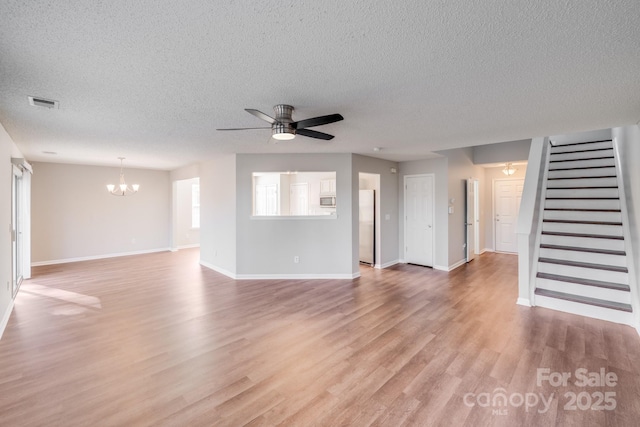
[1,0,639,170]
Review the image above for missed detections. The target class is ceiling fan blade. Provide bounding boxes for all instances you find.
[293,113,343,129]
[245,109,276,124]
[296,129,334,140]
[216,127,271,131]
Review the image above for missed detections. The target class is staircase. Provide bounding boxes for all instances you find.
[533,139,634,324]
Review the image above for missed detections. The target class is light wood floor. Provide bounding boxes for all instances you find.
[1,250,639,426]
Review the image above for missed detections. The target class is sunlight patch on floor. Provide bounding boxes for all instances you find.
[20,283,102,310]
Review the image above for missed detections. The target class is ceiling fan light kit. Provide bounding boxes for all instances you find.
[218,104,343,141]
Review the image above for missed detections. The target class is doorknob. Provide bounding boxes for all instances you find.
[496,219,500,222]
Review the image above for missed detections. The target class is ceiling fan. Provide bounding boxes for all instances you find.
[217,105,343,141]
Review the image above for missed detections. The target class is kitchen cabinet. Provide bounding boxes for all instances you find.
[320,178,336,195]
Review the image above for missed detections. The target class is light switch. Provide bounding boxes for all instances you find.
[448,206,454,214]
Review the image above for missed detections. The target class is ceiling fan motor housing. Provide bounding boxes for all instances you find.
[272,104,295,138]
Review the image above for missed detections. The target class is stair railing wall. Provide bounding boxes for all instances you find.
[516,137,550,306]
[612,126,640,333]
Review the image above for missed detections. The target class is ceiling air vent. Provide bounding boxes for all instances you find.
[28,96,59,109]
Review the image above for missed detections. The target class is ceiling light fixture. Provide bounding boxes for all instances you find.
[106,157,139,196]
[502,162,517,176]
[271,105,296,140]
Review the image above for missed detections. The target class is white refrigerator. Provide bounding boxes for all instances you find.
[359,189,375,265]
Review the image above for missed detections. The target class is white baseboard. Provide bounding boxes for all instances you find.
[199,260,237,279]
[516,297,531,307]
[31,247,171,267]
[235,272,360,280]
[479,248,494,255]
[200,261,361,281]
[449,259,467,271]
[176,244,200,250]
[375,259,400,269]
[0,300,15,341]
[434,259,467,272]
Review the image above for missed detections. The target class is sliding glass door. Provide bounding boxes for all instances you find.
[12,166,23,296]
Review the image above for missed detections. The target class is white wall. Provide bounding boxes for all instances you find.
[484,164,528,251]
[439,147,487,267]
[353,155,399,269]
[235,153,355,277]
[31,162,170,264]
[170,163,199,181]
[398,157,449,268]
[199,155,237,277]
[1,123,25,338]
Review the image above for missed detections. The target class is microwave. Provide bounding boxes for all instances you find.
[320,196,336,207]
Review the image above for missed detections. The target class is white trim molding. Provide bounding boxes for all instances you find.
[235,272,360,280]
[375,259,400,269]
[200,261,360,280]
[0,300,15,341]
[199,260,237,279]
[516,298,532,307]
[176,244,200,250]
[31,247,171,267]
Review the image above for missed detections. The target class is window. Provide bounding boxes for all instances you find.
[191,183,200,228]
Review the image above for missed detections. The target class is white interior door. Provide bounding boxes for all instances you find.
[466,178,477,262]
[495,179,524,253]
[290,183,309,216]
[405,175,434,267]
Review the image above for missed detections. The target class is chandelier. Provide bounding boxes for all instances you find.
[502,162,517,176]
[106,157,139,196]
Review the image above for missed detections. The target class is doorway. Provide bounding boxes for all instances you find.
[171,177,201,251]
[359,173,380,266]
[404,174,434,267]
[494,179,524,253]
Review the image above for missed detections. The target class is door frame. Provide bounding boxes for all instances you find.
[358,173,381,267]
[466,178,479,262]
[403,173,435,267]
[492,177,524,253]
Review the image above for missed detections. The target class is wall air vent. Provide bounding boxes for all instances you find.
[28,96,59,109]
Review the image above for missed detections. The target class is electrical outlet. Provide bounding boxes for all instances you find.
[293,256,300,263]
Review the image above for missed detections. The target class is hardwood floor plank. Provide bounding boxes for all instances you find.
[0,249,638,425]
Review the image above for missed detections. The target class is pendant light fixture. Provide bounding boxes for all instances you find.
[502,162,517,176]
[106,157,139,196]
